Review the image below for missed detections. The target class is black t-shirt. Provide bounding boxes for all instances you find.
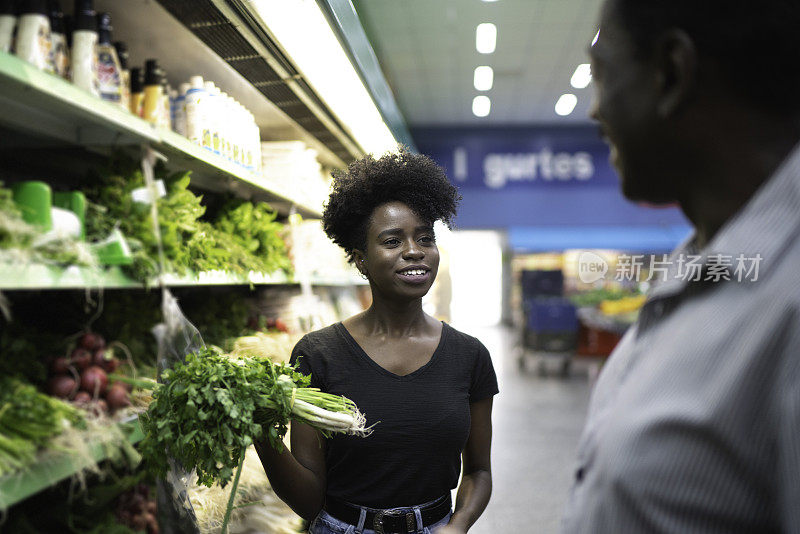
[290,322,499,508]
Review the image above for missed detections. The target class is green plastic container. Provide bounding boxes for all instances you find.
[11,181,52,230]
[53,191,87,240]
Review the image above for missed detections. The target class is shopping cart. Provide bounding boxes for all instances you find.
[517,297,578,377]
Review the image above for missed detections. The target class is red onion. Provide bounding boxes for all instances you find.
[79,332,106,351]
[47,375,78,399]
[70,348,92,370]
[105,384,131,410]
[80,366,109,395]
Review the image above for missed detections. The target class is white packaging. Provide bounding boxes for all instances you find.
[173,82,189,136]
[15,13,51,70]
[185,76,207,146]
[50,31,69,78]
[203,81,218,153]
[0,15,16,53]
[71,30,99,95]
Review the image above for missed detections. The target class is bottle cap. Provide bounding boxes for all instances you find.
[0,0,15,15]
[20,0,48,15]
[179,82,190,96]
[96,12,112,44]
[203,81,215,92]
[73,0,96,32]
[144,59,161,85]
[130,67,143,93]
[189,75,204,89]
[48,0,65,33]
[114,41,128,70]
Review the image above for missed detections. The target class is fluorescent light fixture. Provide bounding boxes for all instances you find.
[476,23,497,54]
[250,0,397,155]
[570,63,592,89]
[592,29,600,46]
[472,95,491,117]
[555,93,578,116]
[474,66,494,91]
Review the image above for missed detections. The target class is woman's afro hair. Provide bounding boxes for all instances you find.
[322,149,461,263]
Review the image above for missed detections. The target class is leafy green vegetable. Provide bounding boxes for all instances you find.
[0,377,85,476]
[84,154,292,282]
[139,347,368,488]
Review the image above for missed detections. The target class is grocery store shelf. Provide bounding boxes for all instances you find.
[0,264,291,290]
[0,415,144,509]
[0,52,322,218]
[156,130,322,219]
[0,264,373,290]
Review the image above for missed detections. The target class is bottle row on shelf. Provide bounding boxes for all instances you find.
[2,0,262,174]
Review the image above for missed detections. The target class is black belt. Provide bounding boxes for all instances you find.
[323,494,451,534]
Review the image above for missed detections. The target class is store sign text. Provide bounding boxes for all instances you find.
[483,149,595,189]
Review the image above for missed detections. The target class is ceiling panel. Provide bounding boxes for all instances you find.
[352,0,603,126]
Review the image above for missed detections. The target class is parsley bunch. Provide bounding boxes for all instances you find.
[139,348,368,488]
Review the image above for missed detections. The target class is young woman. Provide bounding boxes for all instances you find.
[256,150,498,534]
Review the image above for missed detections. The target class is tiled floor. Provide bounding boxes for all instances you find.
[457,325,594,534]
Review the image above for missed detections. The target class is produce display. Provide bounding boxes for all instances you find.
[46,331,135,415]
[84,154,291,282]
[0,377,84,477]
[0,181,95,267]
[189,446,302,534]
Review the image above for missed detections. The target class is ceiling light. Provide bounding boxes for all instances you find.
[474,66,494,91]
[250,0,397,155]
[473,95,491,117]
[570,64,592,89]
[592,30,600,46]
[476,23,497,54]
[555,94,578,116]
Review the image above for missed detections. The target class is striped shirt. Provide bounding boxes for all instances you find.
[561,144,800,533]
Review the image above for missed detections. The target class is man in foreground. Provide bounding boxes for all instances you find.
[562,1,800,532]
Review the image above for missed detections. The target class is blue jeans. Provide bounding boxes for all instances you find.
[309,497,453,534]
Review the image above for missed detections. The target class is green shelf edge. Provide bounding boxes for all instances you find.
[0,263,370,289]
[0,51,323,219]
[0,416,145,509]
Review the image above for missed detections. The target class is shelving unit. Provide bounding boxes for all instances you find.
[0,415,144,509]
[0,52,322,219]
[0,0,382,525]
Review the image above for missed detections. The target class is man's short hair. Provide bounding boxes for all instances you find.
[614,0,800,112]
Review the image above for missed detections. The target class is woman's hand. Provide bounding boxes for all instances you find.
[436,526,467,534]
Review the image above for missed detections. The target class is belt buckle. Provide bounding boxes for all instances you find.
[373,510,385,534]
[373,509,415,534]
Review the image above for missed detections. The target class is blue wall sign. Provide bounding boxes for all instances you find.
[412,125,692,251]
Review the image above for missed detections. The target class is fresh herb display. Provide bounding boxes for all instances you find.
[213,199,292,275]
[84,154,292,282]
[139,347,369,488]
[0,377,84,476]
[0,181,95,266]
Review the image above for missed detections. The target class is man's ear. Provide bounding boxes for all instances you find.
[654,29,698,118]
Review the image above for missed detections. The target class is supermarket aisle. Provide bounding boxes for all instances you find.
[457,325,593,534]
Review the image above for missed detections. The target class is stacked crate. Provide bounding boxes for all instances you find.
[521,270,578,352]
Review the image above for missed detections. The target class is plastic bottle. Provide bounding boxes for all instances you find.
[114,41,130,110]
[202,81,218,153]
[0,0,15,53]
[220,92,232,160]
[184,75,206,146]
[71,0,98,96]
[95,12,122,104]
[48,0,69,78]
[15,0,52,71]
[142,59,163,124]
[173,82,189,136]
[160,73,171,129]
[129,66,144,116]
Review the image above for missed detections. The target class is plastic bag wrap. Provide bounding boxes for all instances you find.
[152,287,204,534]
